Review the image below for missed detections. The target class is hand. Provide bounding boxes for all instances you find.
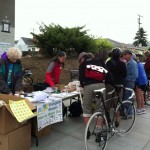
[9,92,13,96]
[51,86,55,90]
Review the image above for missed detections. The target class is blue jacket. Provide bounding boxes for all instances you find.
[125,58,138,82]
[136,62,148,85]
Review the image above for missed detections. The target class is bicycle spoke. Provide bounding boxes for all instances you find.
[85,112,108,150]
[115,100,136,136]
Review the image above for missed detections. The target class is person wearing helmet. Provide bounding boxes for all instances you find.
[106,48,127,126]
[106,47,127,85]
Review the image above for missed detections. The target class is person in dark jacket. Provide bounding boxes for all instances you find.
[45,51,66,89]
[106,47,127,85]
[144,51,150,79]
[0,47,23,95]
[79,53,111,127]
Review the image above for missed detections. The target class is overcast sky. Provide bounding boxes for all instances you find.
[15,0,150,44]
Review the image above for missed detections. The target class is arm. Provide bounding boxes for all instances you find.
[14,63,23,92]
[45,61,55,87]
[120,62,127,78]
[0,60,12,94]
[79,63,86,88]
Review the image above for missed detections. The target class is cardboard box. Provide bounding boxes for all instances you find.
[0,123,31,150]
[0,94,36,134]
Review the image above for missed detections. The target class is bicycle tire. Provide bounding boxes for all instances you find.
[144,85,150,106]
[84,112,108,150]
[115,100,136,136]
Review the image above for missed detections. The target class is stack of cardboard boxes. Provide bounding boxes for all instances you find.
[0,94,36,150]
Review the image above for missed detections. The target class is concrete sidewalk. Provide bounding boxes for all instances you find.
[30,105,150,150]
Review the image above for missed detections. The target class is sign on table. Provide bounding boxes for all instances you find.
[37,99,63,131]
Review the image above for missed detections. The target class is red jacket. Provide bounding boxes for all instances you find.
[145,58,150,71]
[144,57,150,78]
[45,61,63,87]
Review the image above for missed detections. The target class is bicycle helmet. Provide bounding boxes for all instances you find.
[111,47,122,57]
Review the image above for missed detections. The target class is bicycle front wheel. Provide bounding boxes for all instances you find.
[115,100,136,136]
[84,112,108,150]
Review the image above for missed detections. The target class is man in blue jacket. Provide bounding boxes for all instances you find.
[123,50,138,116]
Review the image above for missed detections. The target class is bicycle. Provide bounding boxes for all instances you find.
[84,85,136,150]
[22,68,33,92]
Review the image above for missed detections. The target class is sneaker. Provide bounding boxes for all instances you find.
[136,109,142,115]
[95,127,101,142]
[95,129,107,143]
[115,121,120,128]
[141,108,146,114]
[127,114,133,119]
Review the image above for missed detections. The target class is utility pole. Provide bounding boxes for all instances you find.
[137,14,143,47]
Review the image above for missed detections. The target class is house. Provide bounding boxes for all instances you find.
[15,37,39,52]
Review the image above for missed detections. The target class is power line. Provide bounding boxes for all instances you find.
[137,14,143,47]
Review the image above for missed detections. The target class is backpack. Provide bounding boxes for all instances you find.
[85,65,108,81]
[68,100,83,117]
[62,102,67,118]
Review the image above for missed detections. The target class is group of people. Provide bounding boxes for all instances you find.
[0,47,149,127]
[78,48,149,128]
[0,47,66,95]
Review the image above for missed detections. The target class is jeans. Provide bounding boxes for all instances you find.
[123,80,135,115]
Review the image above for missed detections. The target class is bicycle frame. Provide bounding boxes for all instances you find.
[94,85,135,134]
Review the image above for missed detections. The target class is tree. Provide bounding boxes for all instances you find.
[31,23,95,57]
[133,27,148,47]
[95,38,113,52]
[92,38,113,60]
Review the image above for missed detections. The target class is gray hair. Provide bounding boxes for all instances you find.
[6,47,22,59]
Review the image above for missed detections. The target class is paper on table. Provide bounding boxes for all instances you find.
[33,91,49,102]
[50,93,67,98]
[42,87,53,93]
[9,100,34,122]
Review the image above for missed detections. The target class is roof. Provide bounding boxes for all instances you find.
[15,40,18,44]
[107,38,132,48]
[21,37,34,46]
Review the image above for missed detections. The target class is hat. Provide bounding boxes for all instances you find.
[123,50,132,55]
[78,52,86,60]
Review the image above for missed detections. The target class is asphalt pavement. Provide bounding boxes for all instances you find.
[30,103,150,150]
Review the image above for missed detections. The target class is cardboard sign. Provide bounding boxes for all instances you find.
[9,100,34,122]
[37,99,63,131]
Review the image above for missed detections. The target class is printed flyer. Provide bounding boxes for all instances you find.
[37,99,63,131]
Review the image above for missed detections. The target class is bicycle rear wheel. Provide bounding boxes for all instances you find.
[84,112,108,150]
[22,76,33,92]
[115,100,136,136]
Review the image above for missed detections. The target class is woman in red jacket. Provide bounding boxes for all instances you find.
[45,51,66,89]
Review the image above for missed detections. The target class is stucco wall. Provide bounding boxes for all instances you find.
[0,0,15,50]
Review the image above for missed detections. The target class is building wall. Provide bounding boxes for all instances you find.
[0,0,15,55]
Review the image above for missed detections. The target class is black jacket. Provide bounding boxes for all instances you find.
[106,58,127,85]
